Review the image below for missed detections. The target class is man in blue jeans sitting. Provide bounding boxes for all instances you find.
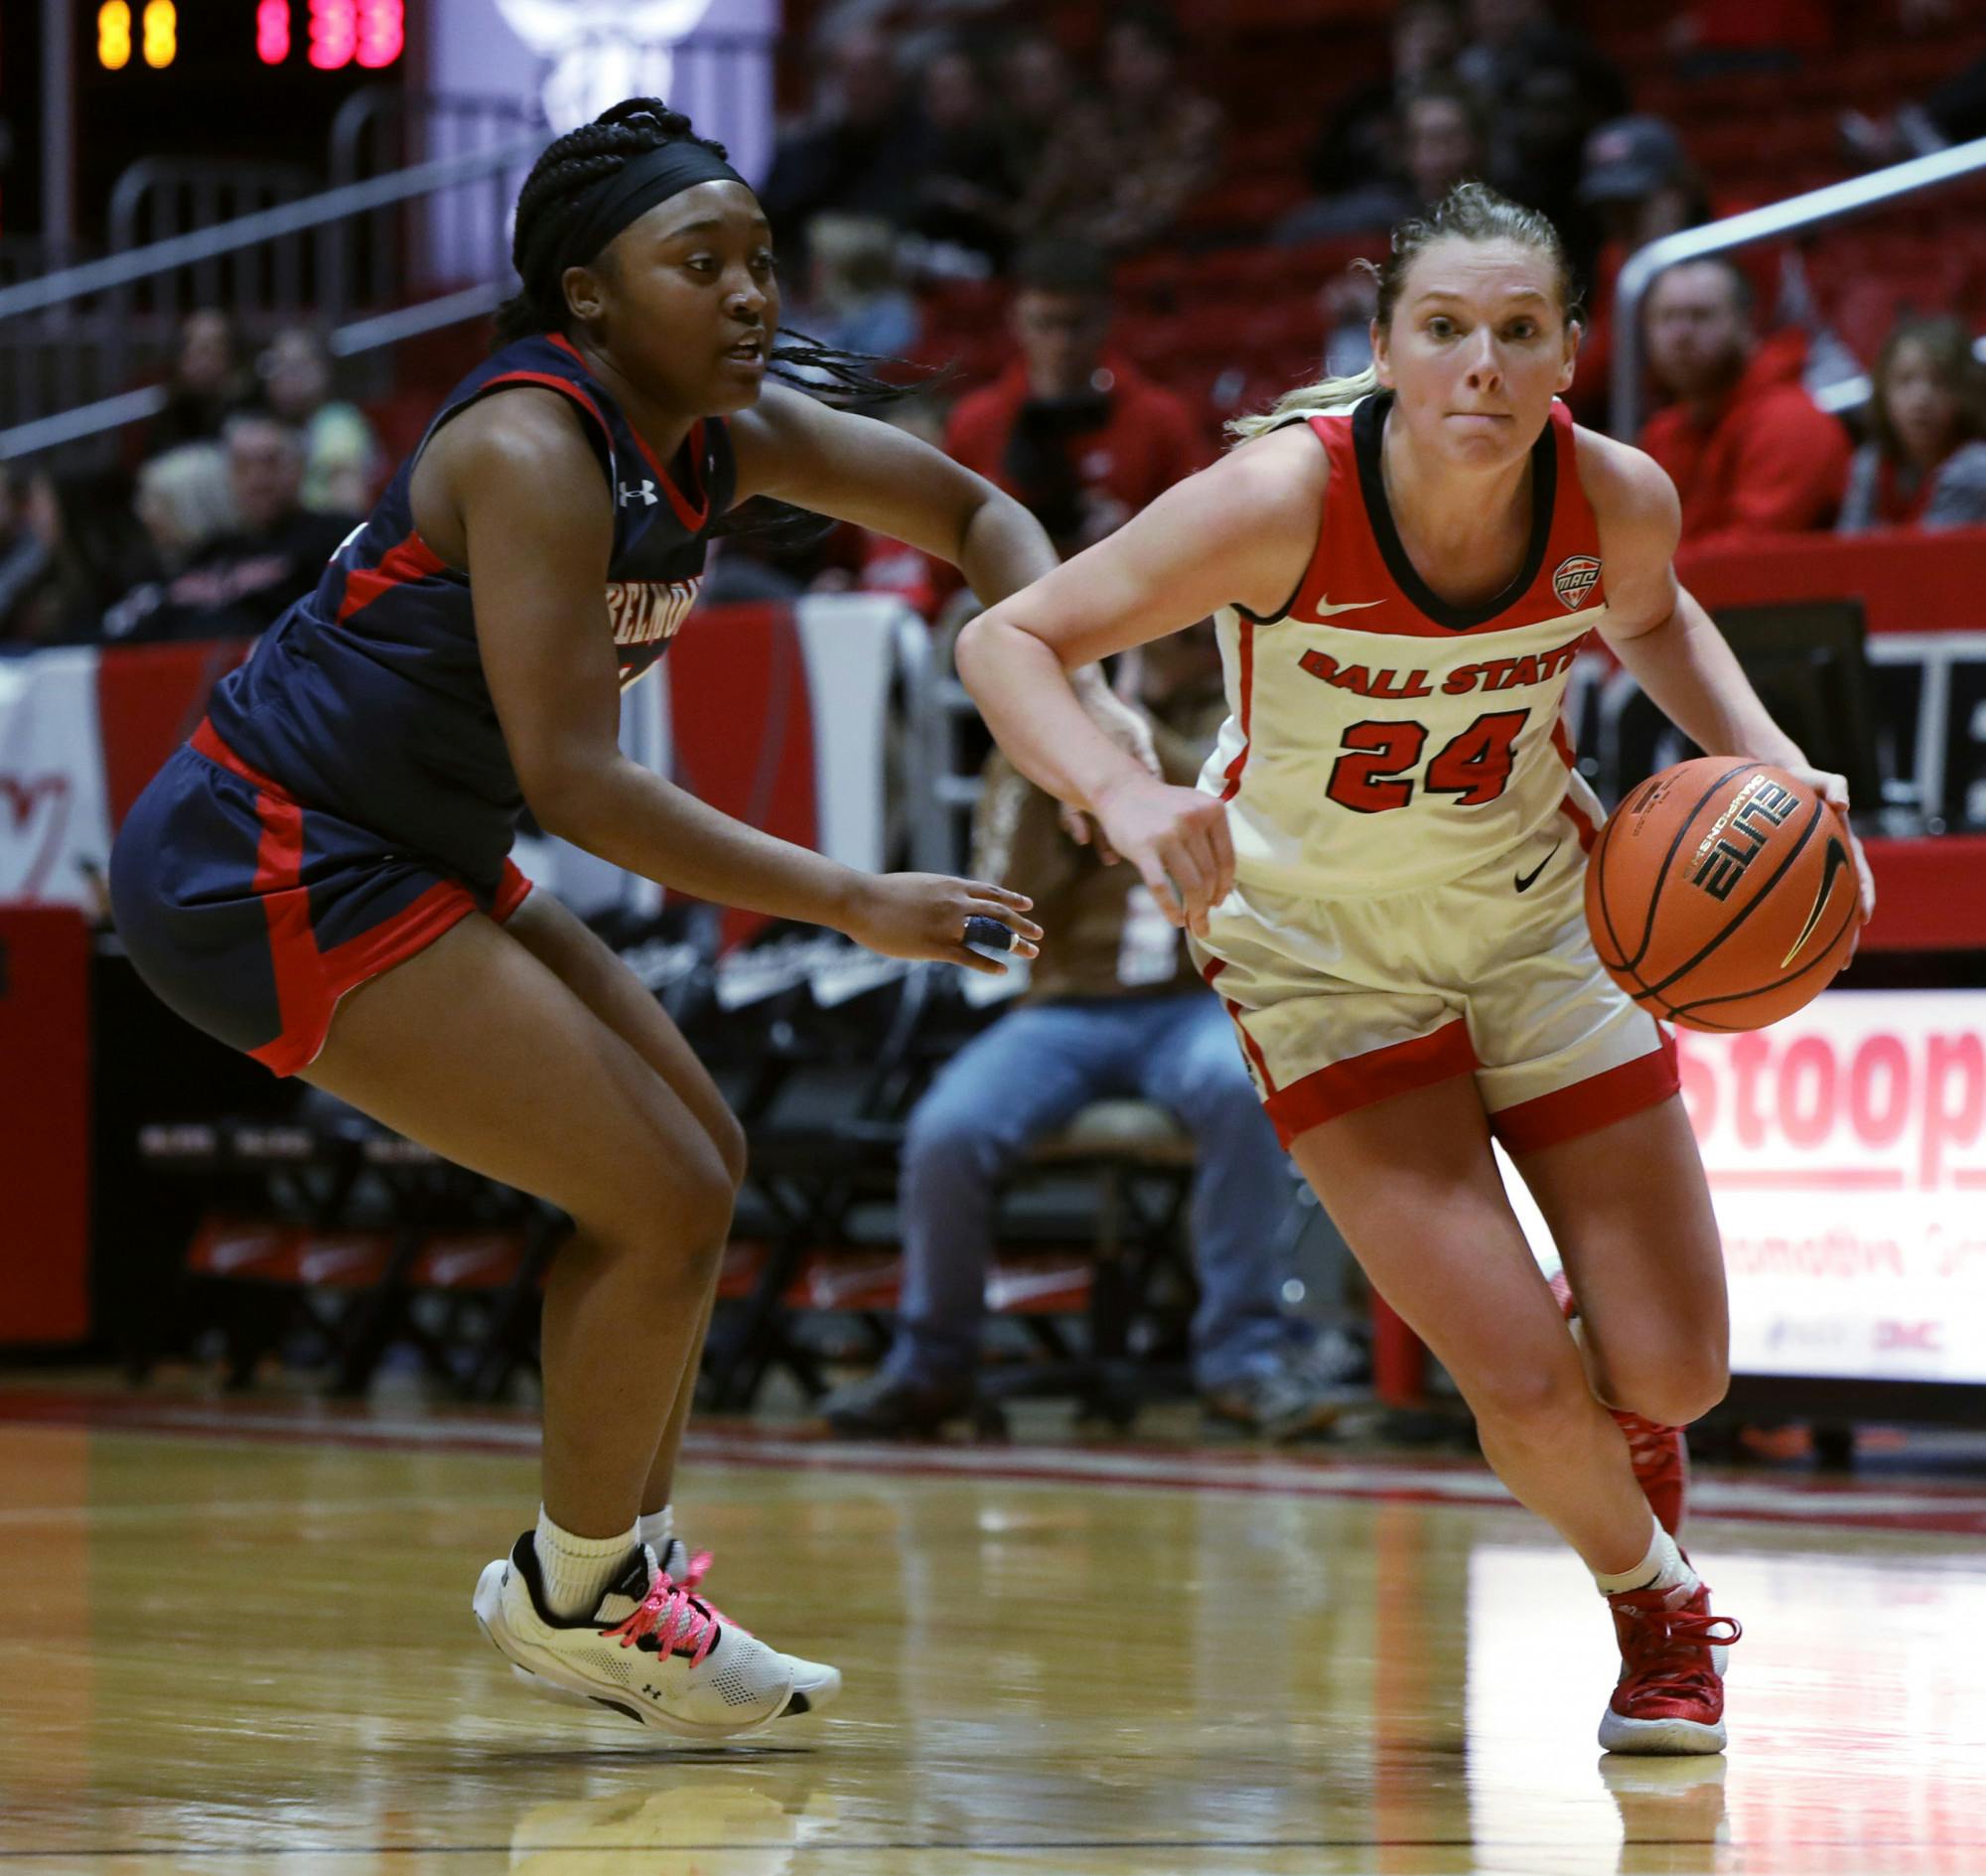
[822,624,1340,1438]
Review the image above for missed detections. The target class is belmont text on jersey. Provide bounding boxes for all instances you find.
[1200,392,1609,899]
[198,332,736,895]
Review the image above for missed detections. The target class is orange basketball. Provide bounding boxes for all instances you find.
[1584,757,1860,1032]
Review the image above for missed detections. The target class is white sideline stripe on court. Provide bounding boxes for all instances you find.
[25,1400,1986,1530]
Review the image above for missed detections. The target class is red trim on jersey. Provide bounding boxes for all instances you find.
[1223,998,1278,1094]
[1283,401,1606,640]
[335,529,449,628]
[482,366,612,448]
[191,718,530,1078]
[1490,1032,1679,1155]
[544,333,710,529]
[1560,791,1599,852]
[1548,719,1600,850]
[1263,1017,1479,1149]
[1218,616,1256,802]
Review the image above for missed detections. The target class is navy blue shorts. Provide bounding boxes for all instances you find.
[109,718,531,1078]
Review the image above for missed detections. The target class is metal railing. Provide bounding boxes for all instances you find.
[0,137,539,457]
[1612,136,1986,438]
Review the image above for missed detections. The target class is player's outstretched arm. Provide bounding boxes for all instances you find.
[452,391,1042,970]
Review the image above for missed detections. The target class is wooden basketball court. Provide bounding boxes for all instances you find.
[3,1386,1983,1875]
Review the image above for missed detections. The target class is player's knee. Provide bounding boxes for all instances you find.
[580,1139,735,1272]
[1466,1360,1592,1440]
[1610,1356,1728,1429]
[705,1105,749,1194]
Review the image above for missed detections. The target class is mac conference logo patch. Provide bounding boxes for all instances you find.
[1552,554,1602,610]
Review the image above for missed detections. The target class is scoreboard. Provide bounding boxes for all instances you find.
[92,2,405,72]
[52,2,412,241]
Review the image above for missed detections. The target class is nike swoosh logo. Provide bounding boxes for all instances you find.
[1514,842,1562,893]
[1781,836,1851,966]
[1312,599,1386,617]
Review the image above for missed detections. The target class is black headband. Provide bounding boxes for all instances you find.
[554,141,749,278]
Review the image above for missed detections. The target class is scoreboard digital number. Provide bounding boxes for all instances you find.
[70,1,412,244]
[92,1,405,72]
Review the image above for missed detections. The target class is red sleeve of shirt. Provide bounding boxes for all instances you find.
[1686,391,1851,550]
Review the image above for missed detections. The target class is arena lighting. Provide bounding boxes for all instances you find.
[492,0,715,130]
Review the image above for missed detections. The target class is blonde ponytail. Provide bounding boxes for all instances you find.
[1225,365,1381,444]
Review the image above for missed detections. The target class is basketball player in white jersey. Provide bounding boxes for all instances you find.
[955,183,1874,1754]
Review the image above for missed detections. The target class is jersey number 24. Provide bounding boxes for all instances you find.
[1325,709,1529,813]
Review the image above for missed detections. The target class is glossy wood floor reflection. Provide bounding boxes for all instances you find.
[4,1392,1986,1875]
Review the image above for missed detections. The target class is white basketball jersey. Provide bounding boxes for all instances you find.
[1199,393,1609,899]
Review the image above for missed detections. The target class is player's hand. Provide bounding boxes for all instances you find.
[836,874,1043,976]
[1062,678,1161,859]
[1092,774,1234,938]
[1782,763,1876,952]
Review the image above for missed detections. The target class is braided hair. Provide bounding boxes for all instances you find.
[496,97,928,416]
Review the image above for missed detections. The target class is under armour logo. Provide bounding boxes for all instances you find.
[619,479,658,507]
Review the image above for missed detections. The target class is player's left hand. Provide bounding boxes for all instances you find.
[836,874,1044,976]
[1781,762,1877,945]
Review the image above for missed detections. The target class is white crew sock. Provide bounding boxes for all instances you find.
[636,1503,675,1557]
[1593,1513,1699,1602]
[533,1506,636,1619]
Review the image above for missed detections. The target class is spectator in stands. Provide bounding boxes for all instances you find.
[1304,0,1466,202]
[132,443,235,574]
[1496,59,1603,287]
[1563,116,1711,426]
[1021,3,1222,257]
[989,25,1080,220]
[141,309,254,459]
[257,327,382,517]
[1456,0,1627,124]
[759,27,926,270]
[0,466,45,640]
[1639,257,1851,548]
[821,622,1343,1440]
[101,412,354,643]
[903,38,1017,265]
[1838,315,1986,532]
[1,468,155,645]
[944,238,1207,560]
[786,215,922,362]
[1283,80,1492,241]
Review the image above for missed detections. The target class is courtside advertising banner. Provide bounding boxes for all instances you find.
[1502,992,1986,1384]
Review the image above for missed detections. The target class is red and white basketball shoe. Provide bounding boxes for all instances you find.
[1600,1578,1742,1755]
[1551,1270,1691,1536]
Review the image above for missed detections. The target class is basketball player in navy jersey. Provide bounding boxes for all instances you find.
[958,184,1873,1755]
[104,99,1155,1737]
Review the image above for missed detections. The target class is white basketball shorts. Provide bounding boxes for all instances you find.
[1188,805,1677,1153]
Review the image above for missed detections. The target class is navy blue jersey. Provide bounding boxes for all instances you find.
[204,332,736,892]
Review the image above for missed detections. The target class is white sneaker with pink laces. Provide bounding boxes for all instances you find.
[491,1538,842,1722]
[472,1532,793,1738]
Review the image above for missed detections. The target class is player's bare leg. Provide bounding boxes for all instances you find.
[1288,1077,1740,1751]
[498,890,839,1714]
[299,911,797,1734]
